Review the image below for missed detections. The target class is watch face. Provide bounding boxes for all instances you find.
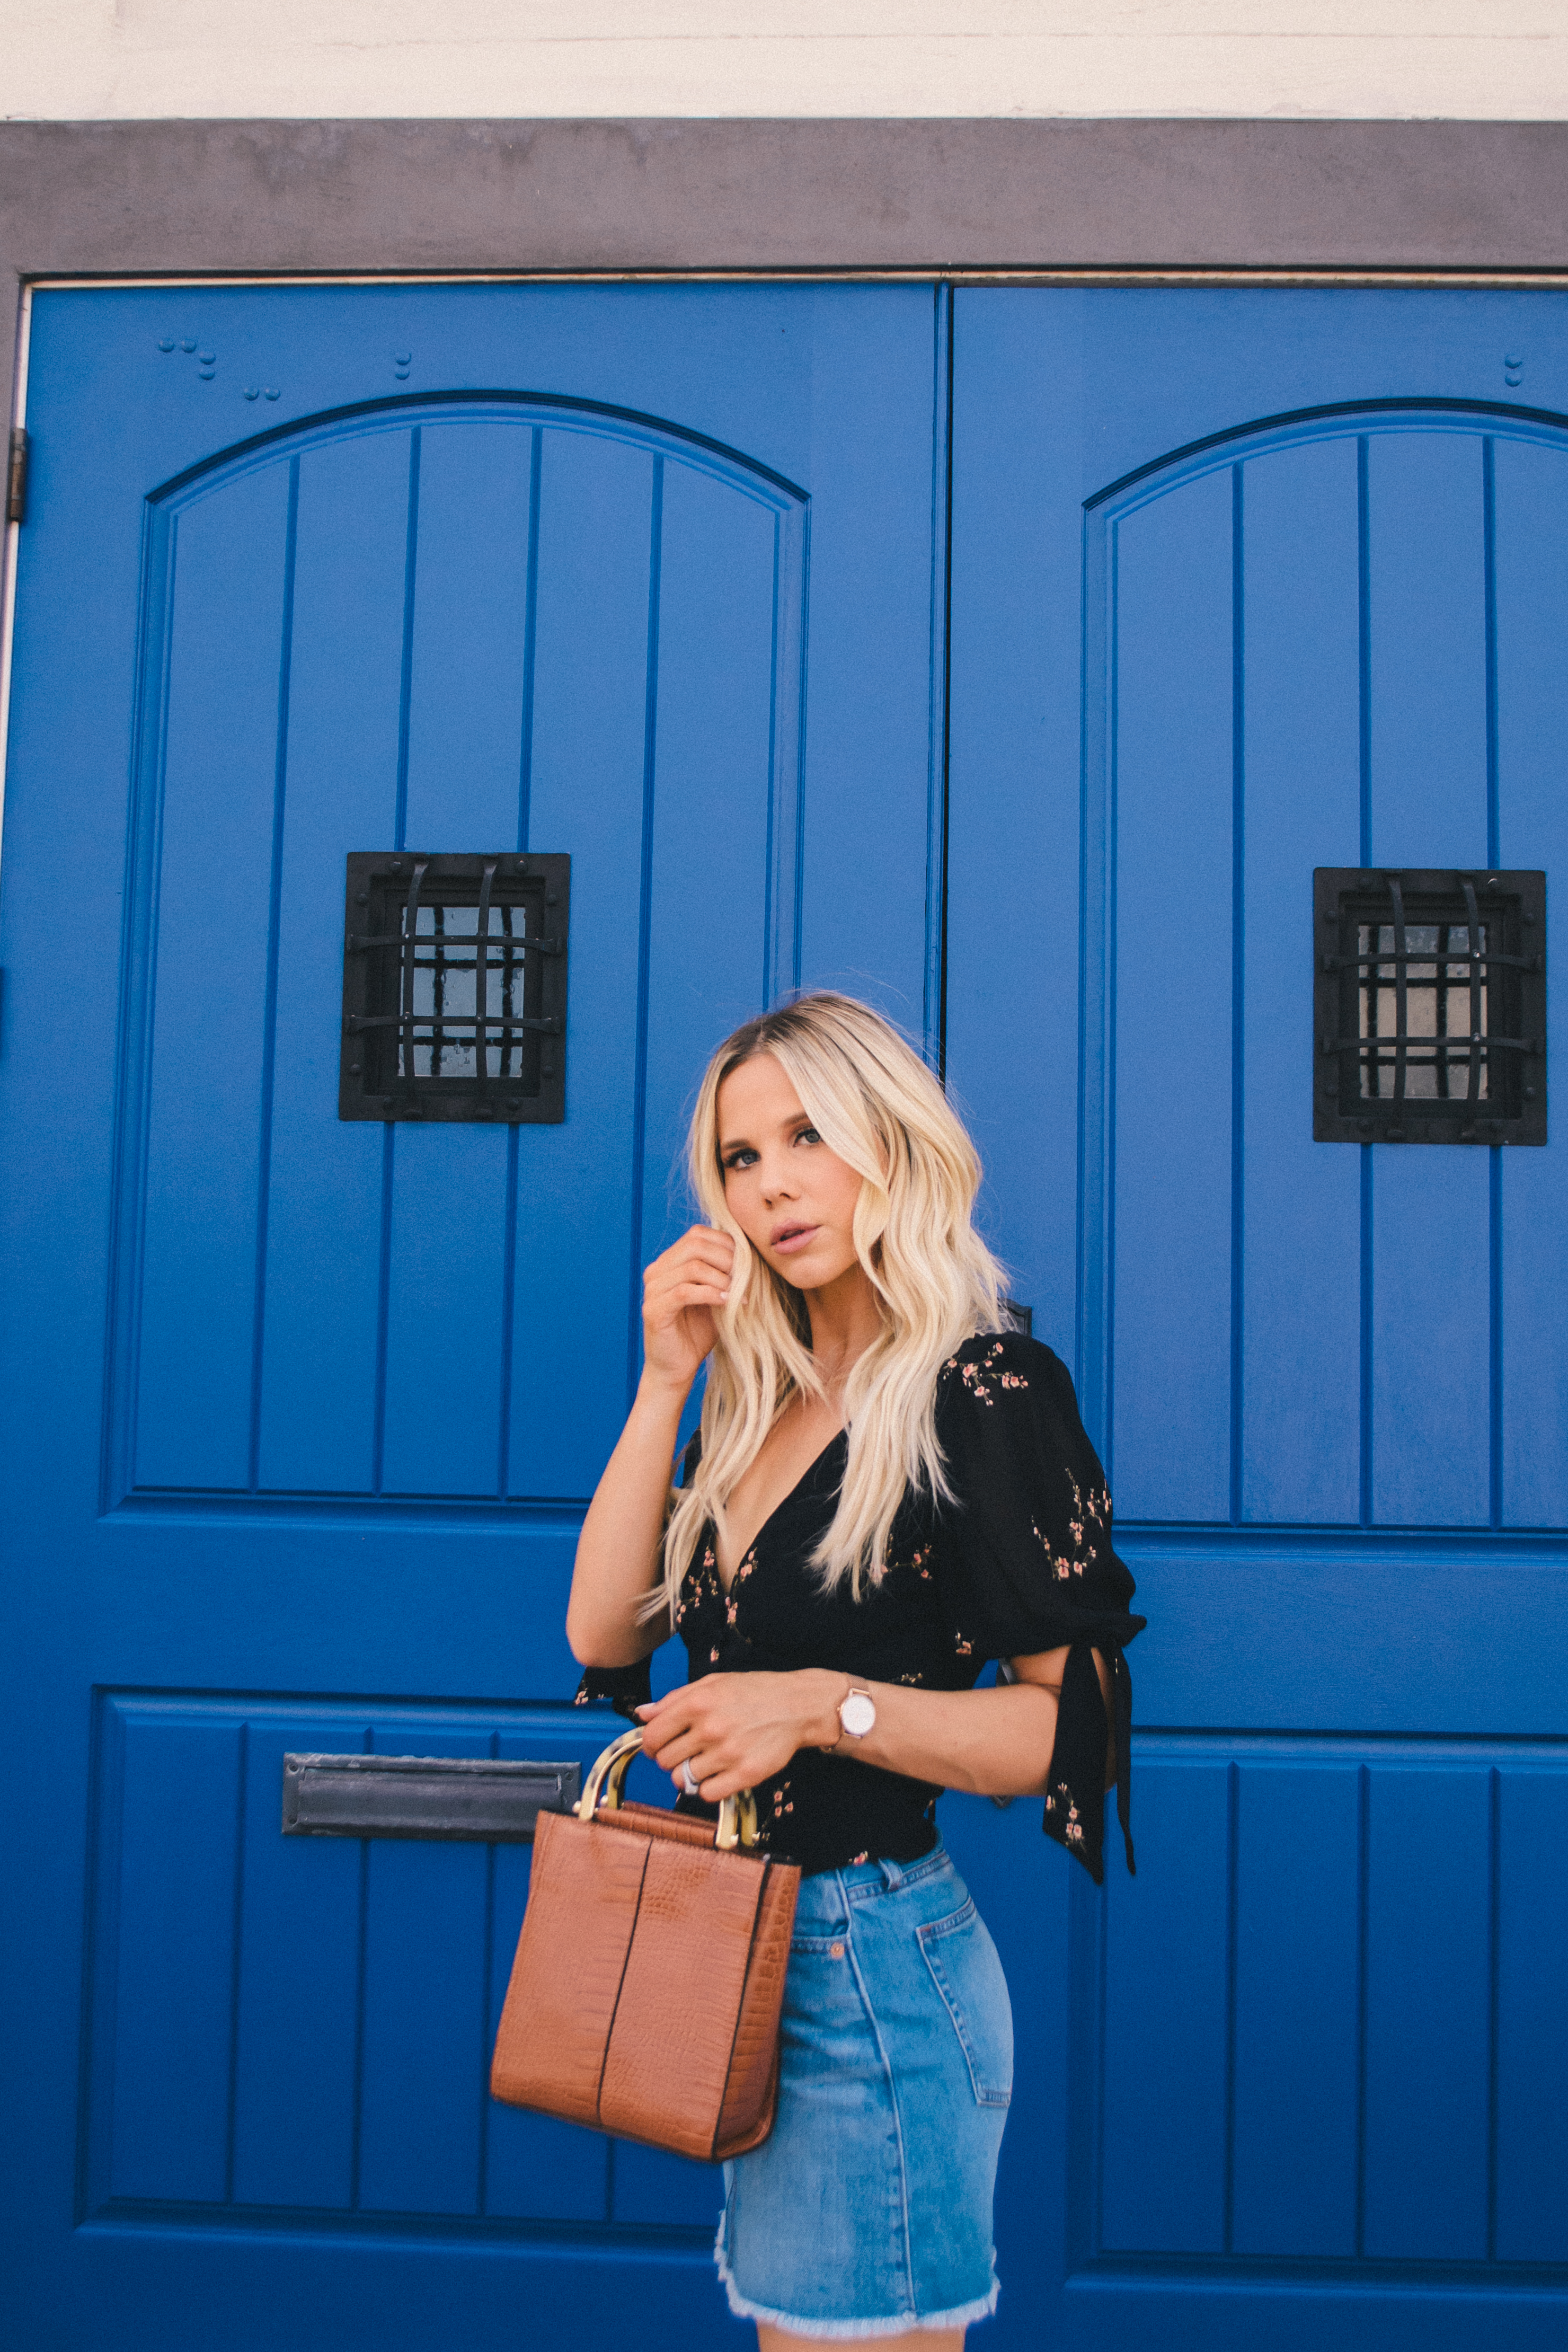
[840,1691,877,1738]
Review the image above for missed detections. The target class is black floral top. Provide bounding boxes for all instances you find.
[575,1332,1145,1883]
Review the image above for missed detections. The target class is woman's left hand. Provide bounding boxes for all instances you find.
[635,1671,841,1802]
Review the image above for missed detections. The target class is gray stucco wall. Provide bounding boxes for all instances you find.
[4,116,1568,426]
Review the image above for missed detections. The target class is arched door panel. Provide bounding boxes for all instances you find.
[117,402,803,1509]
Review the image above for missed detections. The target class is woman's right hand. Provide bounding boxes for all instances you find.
[640,1224,736,1395]
[571,1223,736,1666]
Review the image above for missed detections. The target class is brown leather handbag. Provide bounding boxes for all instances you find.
[490,1728,800,2162]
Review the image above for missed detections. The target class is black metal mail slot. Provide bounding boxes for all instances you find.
[281,1753,581,1842]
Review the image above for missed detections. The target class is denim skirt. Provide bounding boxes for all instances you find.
[715,1844,1012,2340]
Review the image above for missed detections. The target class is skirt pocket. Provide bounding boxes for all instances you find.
[917,1897,1014,2109]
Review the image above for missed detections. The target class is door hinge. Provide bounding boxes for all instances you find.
[7,427,28,524]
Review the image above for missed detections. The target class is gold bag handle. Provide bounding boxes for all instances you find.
[575,1727,760,1851]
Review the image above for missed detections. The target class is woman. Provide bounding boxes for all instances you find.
[568,993,1142,2346]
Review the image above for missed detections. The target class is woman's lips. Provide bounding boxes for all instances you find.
[770,1223,819,1255]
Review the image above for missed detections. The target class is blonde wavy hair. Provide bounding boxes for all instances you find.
[651,992,1006,1620]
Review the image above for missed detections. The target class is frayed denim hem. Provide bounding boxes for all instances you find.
[714,2223,999,2339]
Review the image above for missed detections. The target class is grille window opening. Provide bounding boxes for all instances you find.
[1359,920,1491,1102]
[339,852,570,1124]
[404,902,538,1084]
[1314,869,1545,1146]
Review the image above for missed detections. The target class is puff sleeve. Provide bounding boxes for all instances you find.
[932,1334,1145,1883]
[572,1656,651,1721]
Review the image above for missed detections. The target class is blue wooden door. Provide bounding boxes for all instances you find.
[948,291,1568,2348]
[0,284,946,2349]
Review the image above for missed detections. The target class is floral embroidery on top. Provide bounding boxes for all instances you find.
[1043,1780,1084,1847]
[1064,1474,1111,1571]
[1032,1518,1076,1582]
[947,1337,1031,1408]
[675,1541,721,1629]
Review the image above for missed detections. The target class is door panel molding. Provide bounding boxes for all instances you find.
[79,1693,713,2237]
[1078,400,1568,1534]
[100,393,807,1513]
[1069,1732,1568,2286]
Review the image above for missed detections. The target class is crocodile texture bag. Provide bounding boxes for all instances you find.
[490,1728,800,2162]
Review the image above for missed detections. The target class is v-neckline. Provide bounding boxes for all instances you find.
[716,1428,846,1594]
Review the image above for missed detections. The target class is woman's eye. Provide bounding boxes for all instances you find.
[795,1126,821,1146]
[723,1147,758,1172]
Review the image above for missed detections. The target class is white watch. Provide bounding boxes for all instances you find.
[837,1686,876,1741]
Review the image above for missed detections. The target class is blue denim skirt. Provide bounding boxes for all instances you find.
[715,1844,1012,2340]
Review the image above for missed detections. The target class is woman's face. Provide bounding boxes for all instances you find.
[717,1053,863,1293]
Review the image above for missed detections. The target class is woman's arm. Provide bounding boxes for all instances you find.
[635,1647,1113,1803]
[564,1375,689,1667]
[565,1224,734,1667]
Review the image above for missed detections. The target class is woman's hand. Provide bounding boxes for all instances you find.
[640,1224,736,1397]
[566,1224,734,1667]
[636,1670,842,1802]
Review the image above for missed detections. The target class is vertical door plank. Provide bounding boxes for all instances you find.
[638,462,780,1288]
[256,432,413,1494]
[796,288,936,1017]
[1110,470,1234,1520]
[506,429,655,1498]
[1366,432,1489,866]
[1491,437,1568,1529]
[401,415,535,830]
[1494,1763,1568,2261]
[356,1728,492,2215]
[229,1714,367,2210]
[1369,1160,1491,1525]
[1238,439,1363,1525]
[378,419,537,1497]
[1365,435,1491,1527]
[379,1124,512,1497]
[945,289,1087,1349]
[134,472,294,1489]
[1100,1756,1230,2251]
[107,1712,244,2202]
[1230,1760,1360,2254]
[1362,1763,1490,2257]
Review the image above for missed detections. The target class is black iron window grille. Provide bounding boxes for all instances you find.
[339,852,570,1123]
[1314,868,1545,1145]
